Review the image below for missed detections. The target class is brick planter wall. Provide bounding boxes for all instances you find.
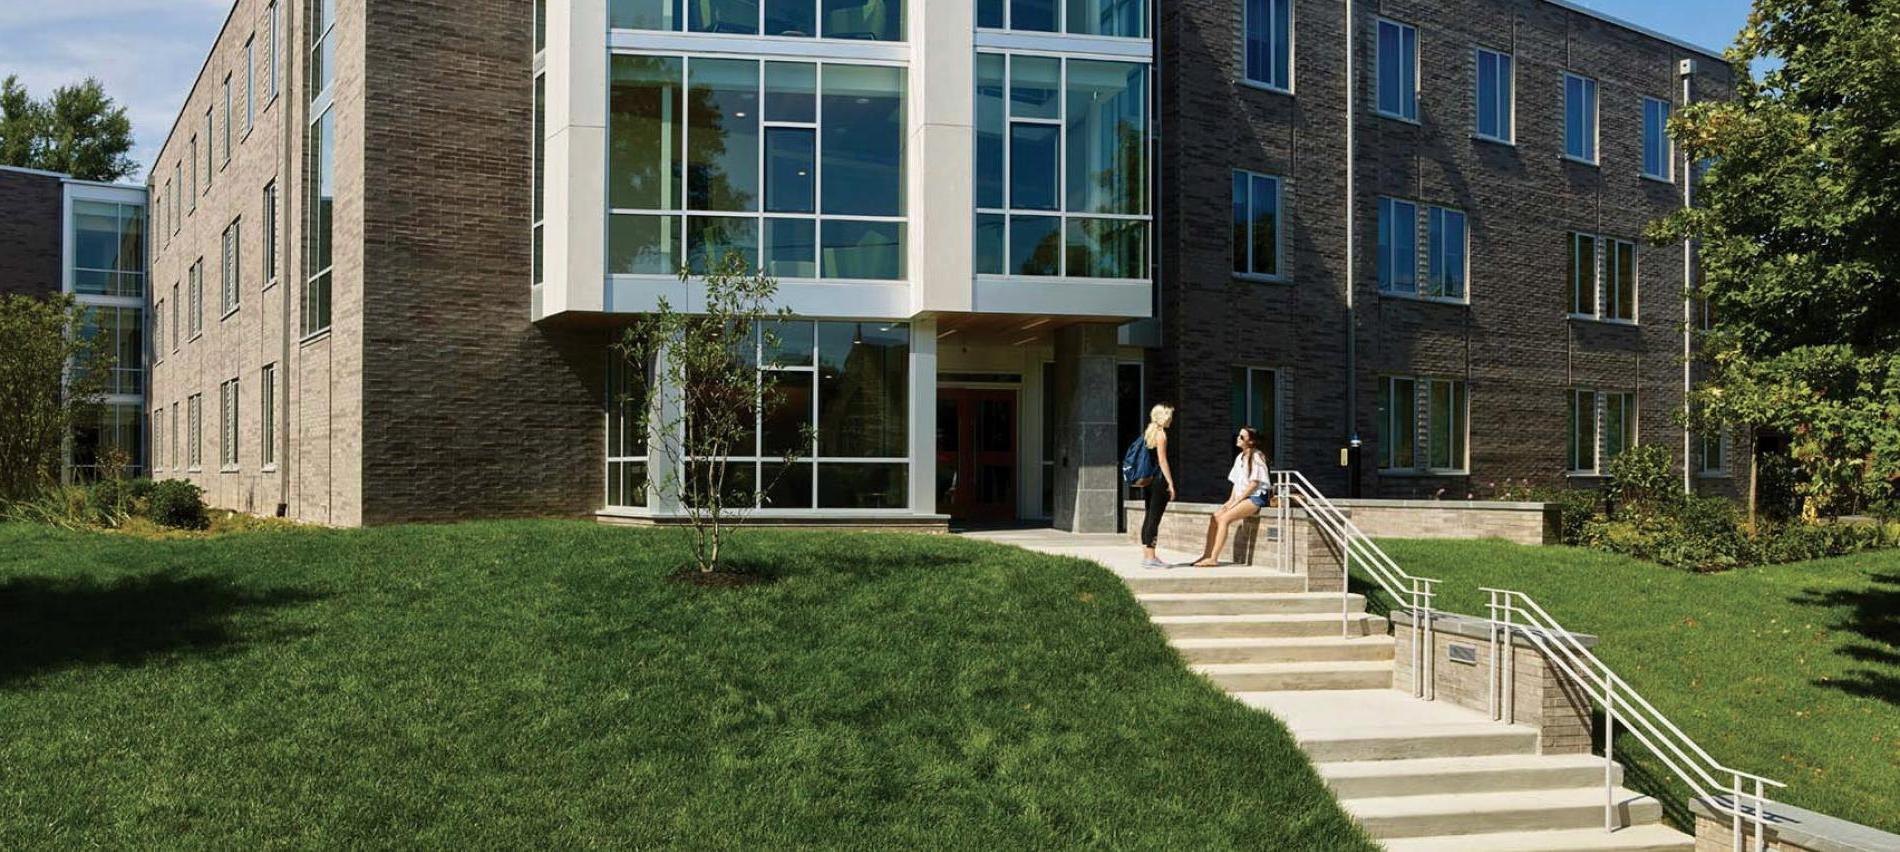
[1393,611,1596,755]
[1123,500,1344,591]
[1336,500,1558,545]
[1689,797,1900,852]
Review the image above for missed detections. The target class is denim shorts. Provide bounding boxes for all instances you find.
[1248,493,1272,508]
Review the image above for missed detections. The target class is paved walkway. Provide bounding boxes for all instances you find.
[958,527,1284,580]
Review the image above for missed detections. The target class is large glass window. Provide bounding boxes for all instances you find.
[77,306,143,395]
[71,201,144,297]
[1567,232,1597,316]
[1475,48,1512,143]
[1425,206,1466,299]
[1643,96,1672,180]
[1382,377,1467,472]
[1377,197,1417,295]
[532,74,545,287]
[975,53,1149,279]
[1244,0,1292,91]
[1231,171,1281,279]
[71,403,143,480]
[607,349,651,508]
[609,55,906,281]
[310,0,337,99]
[1568,233,1635,321]
[221,218,242,315]
[1376,19,1418,121]
[1567,389,1597,473]
[220,377,240,470]
[611,0,904,40]
[977,0,1145,36]
[1564,73,1598,163]
[304,107,334,337]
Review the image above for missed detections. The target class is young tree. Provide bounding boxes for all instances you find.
[0,76,137,183]
[0,294,113,501]
[613,252,808,574]
[1654,0,1900,519]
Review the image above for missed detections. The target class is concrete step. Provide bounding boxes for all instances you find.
[1193,660,1393,692]
[1317,753,1621,799]
[1154,612,1390,639]
[1343,787,1667,839]
[1381,825,1695,852]
[1172,635,1396,665]
[1122,572,1307,595]
[1138,592,1365,617]
[1296,723,1541,763]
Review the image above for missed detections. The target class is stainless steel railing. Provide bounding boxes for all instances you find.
[1485,588,1783,849]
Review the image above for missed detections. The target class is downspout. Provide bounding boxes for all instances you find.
[1343,0,1359,493]
[1679,59,1694,495]
[278,1,296,516]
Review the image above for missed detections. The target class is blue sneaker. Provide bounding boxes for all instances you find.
[1141,558,1170,570]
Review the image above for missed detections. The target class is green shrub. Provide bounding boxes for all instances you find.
[3,485,107,530]
[1606,445,1680,518]
[1495,481,1600,545]
[148,479,209,530]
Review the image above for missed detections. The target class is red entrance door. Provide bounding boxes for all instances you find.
[936,389,1017,522]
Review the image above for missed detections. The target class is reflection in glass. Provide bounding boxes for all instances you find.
[819,463,907,508]
[821,0,902,41]
[762,370,815,456]
[764,62,816,122]
[764,0,815,35]
[610,214,682,274]
[764,462,814,508]
[1009,124,1059,210]
[1065,218,1146,279]
[1009,55,1060,119]
[817,321,908,457]
[820,220,903,280]
[764,127,815,213]
[1065,59,1146,215]
[821,64,904,216]
[1010,0,1057,32]
[610,55,684,211]
[611,0,682,29]
[1009,215,1061,276]
[764,218,816,278]
[761,319,816,366]
[687,216,758,273]
[974,213,1005,275]
[978,0,1003,27]
[1067,0,1145,37]
[688,58,760,212]
[975,54,1006,209]
[690,0,759,33]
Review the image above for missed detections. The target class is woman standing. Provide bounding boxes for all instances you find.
[1137,405,1177,569]
[1192,427,1271,568]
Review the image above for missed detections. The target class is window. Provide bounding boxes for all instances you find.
[611,0,907,40]
[1642,96,1672,180]
[77,307,144,395]
[244,36,255,134]
[71,404,144,480]
[532,73,544,286]
[1229,366,1279,463]
[188,141,197,207]
[1568,389,1636,474]
[267,0,279,100]
[311,0,335,101]
[221,75,233,162]
[304,108,335,336]
[205,108,215,185]
[219,378,240,470]
[261,364,277,468]
[71,201,145,297]
[1568,233,1636,321]
[187,394,203,470]
[171,403,179,470]
[173,163,183,226]
[609,56,910,281]
[536,0,547,52]
[606,350,650,508]
[974,53,1150,279]
[1698,432,1726,476]
[221,218,242,316]
[171,282,180,350]
[1376,19,1418,121]
[974,0,1146,35]
[152,410,164,472]
[1381,377,1467,472]
[262,182,277,286]
[1425,206,1467,299]
[1244,0,1292,91]
[153,300,163,362]
[1376,197,1417,295]
[1231,171,1282,279]
[188,259,204,337]
[1564,73,1598,163]
[1474,48,1513,142]
[608,321,914,510]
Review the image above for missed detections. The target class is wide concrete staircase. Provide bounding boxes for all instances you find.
[1130,569,1693,851]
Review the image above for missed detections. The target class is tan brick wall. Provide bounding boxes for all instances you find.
[1337,500,1557,545]
[1693,814,1801,852]
[1394,617,1595,755]
[1124,501,1344,590]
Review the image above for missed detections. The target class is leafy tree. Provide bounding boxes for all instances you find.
[0,294,113,501]
[613,252,808,574]
[1653,0,1900,521]
[0,76,136,182]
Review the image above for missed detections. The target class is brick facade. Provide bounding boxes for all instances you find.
[0,169,64,299]
[1393,611,1596,754]
[1154,0,1738,503]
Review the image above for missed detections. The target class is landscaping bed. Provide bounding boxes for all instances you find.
[1381,538,1900,834]
[0,520,1372,848]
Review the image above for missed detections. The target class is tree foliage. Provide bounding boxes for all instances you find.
[0,294,113,501]
[613,253,807,573]
[1653,0,1900,517]
[0,76,137,182]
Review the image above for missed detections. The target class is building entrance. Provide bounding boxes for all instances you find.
[936,388,1017,522]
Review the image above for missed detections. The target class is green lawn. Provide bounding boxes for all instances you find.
[0,521,1372,849]
[1379,538,1900,834]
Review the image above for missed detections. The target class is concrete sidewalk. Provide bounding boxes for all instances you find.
[959,527,1285,579]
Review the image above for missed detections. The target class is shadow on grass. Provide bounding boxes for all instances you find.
[0,571,324,687]
[1790,571,1900,707]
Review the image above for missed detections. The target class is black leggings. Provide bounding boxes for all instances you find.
[1139,482,1170,548]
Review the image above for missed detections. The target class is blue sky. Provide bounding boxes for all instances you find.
[0,0,1756,185]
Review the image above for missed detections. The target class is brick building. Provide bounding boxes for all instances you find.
[143,0,1735,528]
[1,166,149,478]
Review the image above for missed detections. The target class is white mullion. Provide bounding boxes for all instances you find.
[814,60,827,278]
[1001,53,1013,273]
[809,327,820,506]
[755,58,766,264]
[1057,55,1068,276]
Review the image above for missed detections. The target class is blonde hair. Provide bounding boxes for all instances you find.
[1144,404,1174,448]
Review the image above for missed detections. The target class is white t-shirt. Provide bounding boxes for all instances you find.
[1227,451,1270,498]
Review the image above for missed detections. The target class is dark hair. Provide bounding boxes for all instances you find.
[1237,427,1269,479]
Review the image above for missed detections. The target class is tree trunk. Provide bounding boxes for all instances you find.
[1747,428,1760,533]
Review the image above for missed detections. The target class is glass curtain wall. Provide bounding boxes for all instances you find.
[977,0,1146,37]
[304,0,337,337]
[975,54,1148,279]
[72,201,145,297]
[611,0,904,41]
[608,55,906,281]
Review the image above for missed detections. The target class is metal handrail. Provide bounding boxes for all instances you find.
[1485,588,1784,850]
[1271,470,1442,699]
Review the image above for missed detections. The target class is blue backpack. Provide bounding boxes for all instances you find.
[1121,436,1160,486]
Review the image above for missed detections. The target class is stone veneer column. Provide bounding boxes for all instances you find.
[1052,324,1120,533]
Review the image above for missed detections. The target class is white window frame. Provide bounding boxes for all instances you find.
[1376,196,1417,297]
[1642,96,1674,182]
[221,218,242,318]
[262,181,277,288]
[243,35,256,137]
[1242,0,1295,94]
[267,0,279,102]
[1380,376,1468,474]
[1232,170,1285,282]
[1563,73,1599,164]
[152,408,164,473]
[1697,431,1728,477]
[261,363,277,469]
[219,377,240,471]
[188,259,204,338]
[1230,365,1283,466]
[1374,18,1419,123]
[1568,388,1637,475]
[205,108,216,185]
[1567,232,1637,323]
[187,394,203,471]
[1473,47,1514,144]
[1424,205,1468,301]
[222,74,234,162]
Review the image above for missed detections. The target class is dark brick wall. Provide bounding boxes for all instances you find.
[0,169,65,298]
[357,0,604,523]
[1156,0,1734,502]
